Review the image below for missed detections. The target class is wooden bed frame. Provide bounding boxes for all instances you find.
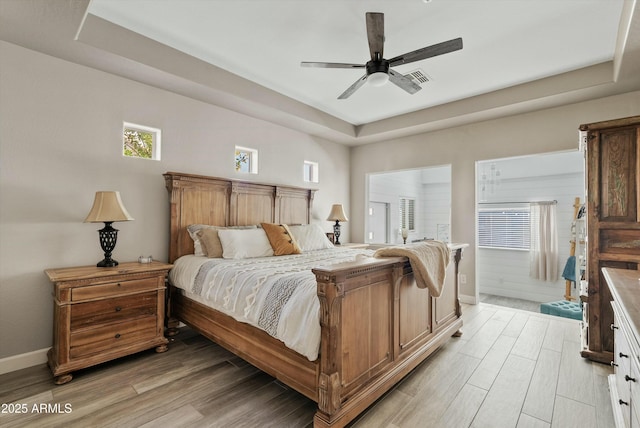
[163,171,464,427]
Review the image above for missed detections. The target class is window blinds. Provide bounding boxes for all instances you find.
[478,207,530,249]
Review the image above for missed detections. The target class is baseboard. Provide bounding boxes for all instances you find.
[0,348,49,375]
[479,286,561,303]
[459,294,477,305]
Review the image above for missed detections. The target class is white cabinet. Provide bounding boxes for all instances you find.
[611,304,634,427]
[604,268,640,428]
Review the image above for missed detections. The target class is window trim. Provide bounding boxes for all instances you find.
[235,146,258,174]
[123,122,161,160]
[303,160,319,183]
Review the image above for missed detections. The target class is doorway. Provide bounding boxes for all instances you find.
[476,151,585,309]
[367,165,451,245]
[368,202,389,244]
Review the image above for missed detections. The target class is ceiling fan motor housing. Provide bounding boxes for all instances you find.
[366,60,390,76]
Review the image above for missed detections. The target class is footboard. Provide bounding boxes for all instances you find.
[311,246,464,428]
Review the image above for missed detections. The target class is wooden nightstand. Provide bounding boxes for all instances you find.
[44,261,172,384]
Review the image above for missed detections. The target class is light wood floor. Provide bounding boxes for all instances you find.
[479,293,542,313]
[0,302,614,428]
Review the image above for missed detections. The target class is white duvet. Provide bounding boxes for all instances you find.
[168,247,374,361]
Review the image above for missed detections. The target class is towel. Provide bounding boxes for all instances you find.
[374,241,450,297]
[562,256,576,282]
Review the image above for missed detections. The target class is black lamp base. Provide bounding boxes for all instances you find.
[97,258,119,268]
[97,222,119,268]
[333,220,342,245]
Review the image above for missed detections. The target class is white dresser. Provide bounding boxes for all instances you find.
[604,268,640,428]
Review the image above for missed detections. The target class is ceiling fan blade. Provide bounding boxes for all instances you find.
[388,69,422,95]
[366,12,384,61]
[388,37,463,67]
[301,61,365,69]
[338,74,368,99]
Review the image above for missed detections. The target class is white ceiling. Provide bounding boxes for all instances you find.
[87,0,624,126]
[1,1,639,145]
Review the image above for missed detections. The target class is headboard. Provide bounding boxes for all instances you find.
[164,172,316,263]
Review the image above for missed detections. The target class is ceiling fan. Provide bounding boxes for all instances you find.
[301,12,463,99]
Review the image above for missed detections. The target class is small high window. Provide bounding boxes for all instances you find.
[123,122,161,160]
[235,146,258,174]
[304,161,319,183]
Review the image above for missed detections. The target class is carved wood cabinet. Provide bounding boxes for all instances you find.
[44,261,172,384]
[581,115,640,364]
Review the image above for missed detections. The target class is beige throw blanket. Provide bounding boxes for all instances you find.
[374,241,450,297]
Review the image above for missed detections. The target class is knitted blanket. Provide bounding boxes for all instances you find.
[374,241,450,297]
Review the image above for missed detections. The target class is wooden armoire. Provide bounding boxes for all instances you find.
[581,115,640,364]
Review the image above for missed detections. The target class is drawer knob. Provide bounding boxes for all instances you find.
[626,375,636,383]
[611,324,619,330]
[620,352,629,359]
[115,306,122,312]
[611,361,619,367]
[620,399,629,406]
[115,333,121,339]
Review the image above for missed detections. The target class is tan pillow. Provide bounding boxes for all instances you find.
[196,227,224,258]
[260,223,301,256]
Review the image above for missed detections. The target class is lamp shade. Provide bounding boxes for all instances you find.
[84,191,134,223]
[326,204,348,222]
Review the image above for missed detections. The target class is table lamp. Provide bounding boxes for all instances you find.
[327,204,348,245]
[84,191,134,267]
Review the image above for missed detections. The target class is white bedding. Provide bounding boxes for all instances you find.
[169,247,375,361]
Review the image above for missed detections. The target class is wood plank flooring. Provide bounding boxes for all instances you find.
[0,302,614,427]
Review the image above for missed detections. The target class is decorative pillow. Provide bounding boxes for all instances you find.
[187,224,210,256]
[187,224,256,256]
[260,223,301,256]
[195,228,224,258]
[288,224,334,252]
[217,228,274,259]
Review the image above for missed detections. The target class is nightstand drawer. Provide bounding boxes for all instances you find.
[71,292,157,330]
[72,277,160,301]
[69,316,157,359]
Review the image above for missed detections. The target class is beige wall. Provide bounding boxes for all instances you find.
[350,91,640,300]
[2,38,640,364]
[0,41,350,360]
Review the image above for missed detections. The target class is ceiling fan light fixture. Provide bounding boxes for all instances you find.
[300,12,462,99]
[368,72,389,87]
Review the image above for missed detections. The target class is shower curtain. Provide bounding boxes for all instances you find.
[530,201,558,281]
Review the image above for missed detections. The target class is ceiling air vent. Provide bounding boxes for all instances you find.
[404,69,431,86]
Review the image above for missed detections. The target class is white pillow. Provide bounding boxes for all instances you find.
[218,228,274,259]
[187,224,256,256]
[288,224,334,252]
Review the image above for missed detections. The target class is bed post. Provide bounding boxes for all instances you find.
[315,270,343,424]
[312,257,407,427]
